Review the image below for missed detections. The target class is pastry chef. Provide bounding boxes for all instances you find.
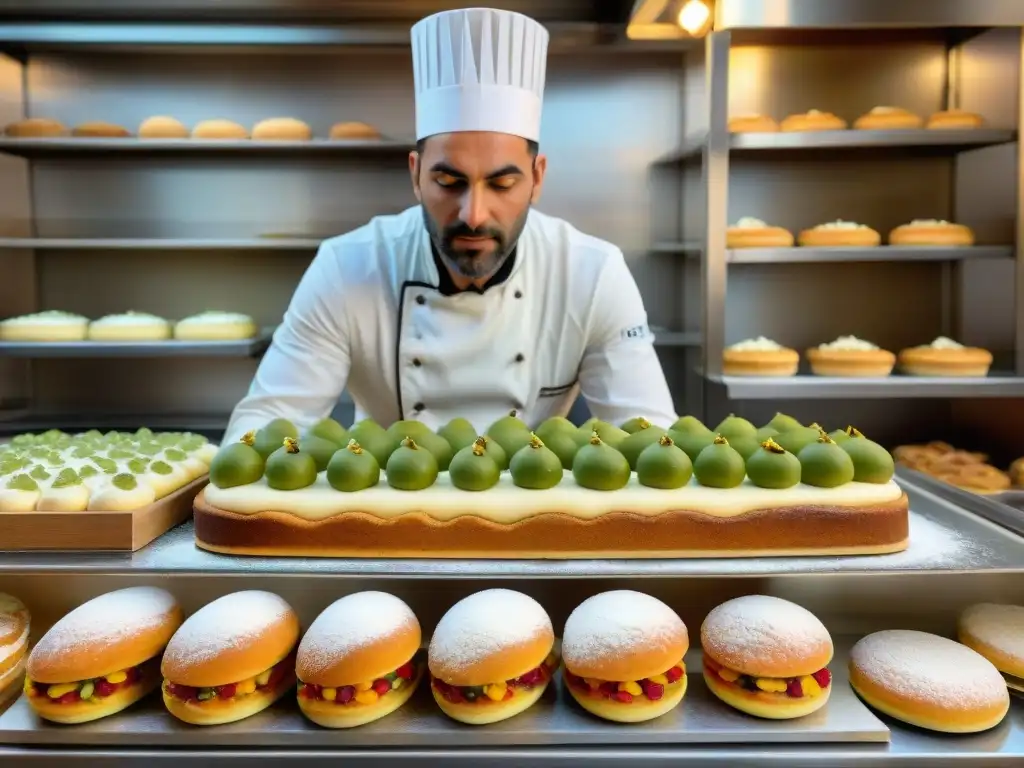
[225,7,676,442]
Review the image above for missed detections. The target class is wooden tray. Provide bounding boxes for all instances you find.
[0,476,207,552]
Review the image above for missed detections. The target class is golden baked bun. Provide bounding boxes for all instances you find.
[1010,457,1024,487]
[28,587,182,684]
[27,662,161,725]
[72,121,131,138]
[897,338,992,377]
[4,118,67,137]
[252,117,312,141]
[780,110,847,132]
[807,337,896,377]
[0,594,29,696]
[889,220,974,246]
[301,665,424,728]
[727,217,794,248]
[139,116,188,139]
[723,338,800,377]
[192,119,249,140]
[853,106,923,130]
[330,121,381,140]
[798,221,881,247]
[849,629,1010,733]
[957,603,1024,683]
[927,109,984,130]
[728,114,778,133]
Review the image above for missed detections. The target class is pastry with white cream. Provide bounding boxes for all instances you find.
[723,337,799,377]
[87,312,172,342]
[0,474,41,512]
[897,337,992,377]
[780,109,847,132]
[36,469,89,512]
[173,311,257,341]
[726,217,794,249]
[0,311,89,342]
[88,473,158,511]
[806,336,896,377]
[798,220,881,247]
[853,106,923,130]
[888,219,974,246]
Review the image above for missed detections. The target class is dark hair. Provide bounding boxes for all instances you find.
[416,137,539,157]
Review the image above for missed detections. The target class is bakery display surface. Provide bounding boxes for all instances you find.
[726,217,794,248]
[853,106,923,130]
[806,336,896,377]
[722,337,800,377]
[195,413,909,559]
[897,337,993,377]
[797,220,881,247]
[780,110,848,132]
[888,219,974,246]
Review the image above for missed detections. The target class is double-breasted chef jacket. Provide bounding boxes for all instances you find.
[224,205,678,443]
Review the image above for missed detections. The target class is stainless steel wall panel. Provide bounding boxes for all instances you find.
[717,0,1024,30]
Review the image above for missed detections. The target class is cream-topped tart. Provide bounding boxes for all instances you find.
[807,336,895,377]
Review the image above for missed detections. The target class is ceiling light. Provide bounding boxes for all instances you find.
[677,0,712,37]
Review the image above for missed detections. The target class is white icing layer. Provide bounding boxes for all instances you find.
[36,482,89,512]
[728,336,785,352]
[203,472,904,524]
[814,220,867,231]
[818,335,880,351]
[90,311,169,327]
[731,217,768,229]
[870,106,900,114]
[1,311,88,326]
[908,219,951,226]
[176,311,254,325]
[927,336,965,350]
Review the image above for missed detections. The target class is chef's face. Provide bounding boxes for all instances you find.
[411,132,547,287]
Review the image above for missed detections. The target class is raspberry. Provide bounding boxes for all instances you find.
[518,667,544,687]
[217,684,237,700]
[372,679,391,695]
[299,684,317,700]
[338,686,355,704]
[666,667,683,683]
[124,667,140,684]
[642,681,664,701]
[613,691,633,704]
[268,664,287,687]
[503,688,515,700]
[58,691,80,704]
[396,663,415,681]
[812,669,831,689]
[600,681,619,698]
[786,679,804,698]
[167,683,198,701]
[94,680,117,697]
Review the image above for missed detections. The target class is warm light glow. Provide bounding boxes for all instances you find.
[677,0,712,36]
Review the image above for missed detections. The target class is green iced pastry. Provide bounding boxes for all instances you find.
[619,416,649,434]
[448,438,500,492]
[576,417,599,439]
[138,442,164,456]
[385,437,439,491]
[534,419,582,470]
[745,438,801,489]
[108,447,135,460]
[828,427,851,444]
[127,458,150,474]
[82,429,103,440]
[670,415,711,435]
[798,433,855,488]
[636,435,693,489]
[112,473,138,491]
[78,464,98,479]
[298,434,339,473]
[386,419,435,445]
[536,416,581,441]
[51,468,81,488]
[438,417,478,454]
[477,435,509,471]
[326,439,381,492]
[164,448,188,462]
[755,425,780,443]
[265,437,317,491]
[209,431,265,489]
[28,447,48,460]
[6,473,37,491]
[253,417,299,459]
[693,436,746,489]
[588,421,630,449]
[10,434,34,448]
[726,434,761,460]
[486,410,533,458]
[839,427,895,484]
[135,427,154,441]
[509,434,563,490]
[713,414,757,442]
[667,428,715,464]
[150,460,173,476]
[775,424,824,456]
[71,446,94,460]
[29,465,50,482]
[44,451,64,466]
[413,430,454,472]
[308,417,348,447]
[572,432,631,491]
[348,420,400,468]
[618,418,667,470]
[766,412,803,434]
[181,435,207,452]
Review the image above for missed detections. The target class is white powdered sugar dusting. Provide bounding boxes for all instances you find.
[298,592,418,676]
[960,604,1024,659]
[562,590,684,666]
[34,587,177,657]
[851,630,1008,708]
[702,595,830,662]
[164,590,291,666]
[429,589,551,673]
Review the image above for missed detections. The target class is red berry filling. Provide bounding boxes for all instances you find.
[563,663,685,703]
[164,651,296,703]
[430,655,557,706]
[703,658,831,699]
[28,659,154,704]
[297,656,419,705]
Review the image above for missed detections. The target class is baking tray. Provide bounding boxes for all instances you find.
[0,644,888,747]
[896,468,1024,539]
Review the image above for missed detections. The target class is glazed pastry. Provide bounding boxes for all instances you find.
[888,220,974,246]
[138,116,189,139]
[957,603,1024,691]
[72,122,131,138]
[780,109,847,132]
[0,311,89,342]
[329,122,381,140]
[926,109,985,130]
[251,118,312,141]
[806,336,896,377]
[894,441,1010,495]
[726,217,794,248]
[1010,457,1024,487]
[173,311,257,341]
[853,106,923,130]
[722,337,799,377]
[191,119,249,140]
[728,114,778,133]
[798,220,881,247]
[87,312,172,342]
[897,337,992,377]
[4,118,67,137]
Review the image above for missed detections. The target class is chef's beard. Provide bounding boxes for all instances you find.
[423,205,530,281]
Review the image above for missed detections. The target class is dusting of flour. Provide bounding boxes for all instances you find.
[163,590,291,666]
[851,629,1008,709]
[298,591,418,677]
[959,603,1024,660]
[701,595,830,664]
[562,590,684,666]
[428,589,551,673]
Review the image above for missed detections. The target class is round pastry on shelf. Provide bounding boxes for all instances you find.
[728,114,778,133]
[701,595,834,720]
[888,219,974,246]
[722,337,799,377]
[72,121,132,138]
[173,311,258,341]
[780,109,847,132]
[853,106,923,130]
[330,122,382,140]
[1010,457,1024,487]
[798,220,881,247]
[726,217,794,248]
[0,310,89,341]
[849,629,1010,733]
[87,311,172,342]
[0,593,29,709]
[806,336,896,377]
[897,337,992,377]
[252,117,313,141]
[926,109,985,130]
[138,116,189,139]
[3,118,67,137]
[191,119,249,140]
[957,603,1024,691]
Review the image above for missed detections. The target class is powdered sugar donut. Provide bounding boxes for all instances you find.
[701,595,834,720]
[88,311,171,342]
[957,604,1024,688]
[849,629,1010,733]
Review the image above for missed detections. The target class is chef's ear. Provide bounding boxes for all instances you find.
[409,150,423,201]
[530,153,547,204]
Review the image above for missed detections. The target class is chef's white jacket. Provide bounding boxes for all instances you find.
[225,205,677,442]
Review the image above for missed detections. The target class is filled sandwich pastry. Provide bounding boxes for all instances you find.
[297,591,424,728]
[562,590,689,723]
[428,589,558,725]
[161,590,299,725]
[25,587,182,724]
[0,593,30,708]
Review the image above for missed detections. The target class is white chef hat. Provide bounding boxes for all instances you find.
[411,8,549,142]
